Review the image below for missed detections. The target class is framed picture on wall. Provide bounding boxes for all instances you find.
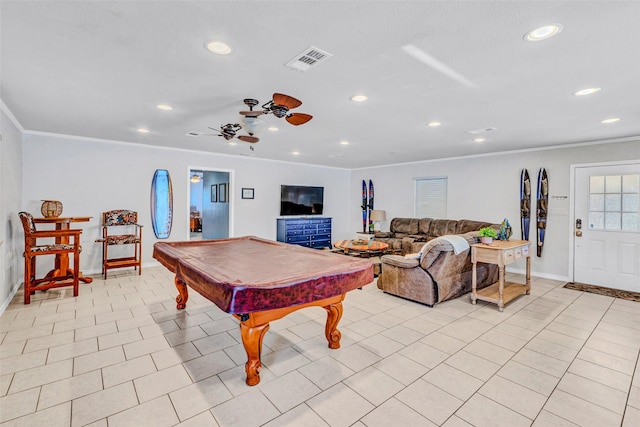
[219,183,227,203]
[242,188,254,199]
[210,184,218,202]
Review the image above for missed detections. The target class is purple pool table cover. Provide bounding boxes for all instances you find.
[153,236,374,314]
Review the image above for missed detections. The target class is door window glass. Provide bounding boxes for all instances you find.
[589,174,639,231]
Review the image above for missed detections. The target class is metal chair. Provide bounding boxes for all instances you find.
[96,210,142,279]
[18,211,82,304]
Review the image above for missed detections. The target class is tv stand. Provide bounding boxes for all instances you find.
[276,217,332,249]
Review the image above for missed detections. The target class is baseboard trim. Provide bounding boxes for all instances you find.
[506,267,568,283]
[0,280,23,316]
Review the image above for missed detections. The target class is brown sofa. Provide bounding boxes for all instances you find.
[374,217,498,255]
[375,218,500,306]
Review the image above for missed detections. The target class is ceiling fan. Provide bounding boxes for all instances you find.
[208,123,259,146]
[239,93,313,126]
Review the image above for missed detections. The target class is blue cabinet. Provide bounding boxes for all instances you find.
[276,217,332,249]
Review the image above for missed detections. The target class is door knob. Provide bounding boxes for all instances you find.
[575,218,582,237]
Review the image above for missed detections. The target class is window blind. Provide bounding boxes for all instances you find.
[415,177,447,218]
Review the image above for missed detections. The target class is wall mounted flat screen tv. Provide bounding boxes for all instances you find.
[280,185,324,216]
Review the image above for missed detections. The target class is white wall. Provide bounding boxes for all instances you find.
[22,133,351,276]
[12,127,640,308]
[352,139,640,281]
[0,107,24,311]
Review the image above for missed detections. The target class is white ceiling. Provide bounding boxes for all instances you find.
[2,1,639,168]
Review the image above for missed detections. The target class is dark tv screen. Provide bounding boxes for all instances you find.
[280,185,324,216]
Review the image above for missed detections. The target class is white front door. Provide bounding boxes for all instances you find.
[573,163,640,292]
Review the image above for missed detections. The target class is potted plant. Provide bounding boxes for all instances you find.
[478,227,498,245]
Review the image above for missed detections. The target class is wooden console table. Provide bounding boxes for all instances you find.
[471,240,531,311]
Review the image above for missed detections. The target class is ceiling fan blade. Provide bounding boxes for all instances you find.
[273,93,302,109]
[238,135,260,143]
[286,113,313,126]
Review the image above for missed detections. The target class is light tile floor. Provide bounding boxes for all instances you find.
[1,267,639,426]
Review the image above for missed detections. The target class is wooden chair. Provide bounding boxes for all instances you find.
[18,211,82,304]
[96,210,142,279]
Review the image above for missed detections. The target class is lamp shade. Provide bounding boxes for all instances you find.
[370,210,386,221]
[241,116,265,135]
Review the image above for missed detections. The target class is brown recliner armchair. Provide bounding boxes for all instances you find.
[377,231,498,306]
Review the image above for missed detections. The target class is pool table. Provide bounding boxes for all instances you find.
[153,236,374,385]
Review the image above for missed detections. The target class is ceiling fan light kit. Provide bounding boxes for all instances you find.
[201,93,313,149]
[241,116,265,135]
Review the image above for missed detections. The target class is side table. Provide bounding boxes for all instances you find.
[471,240,531,311]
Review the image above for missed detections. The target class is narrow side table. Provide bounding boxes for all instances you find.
[471,240,531,311]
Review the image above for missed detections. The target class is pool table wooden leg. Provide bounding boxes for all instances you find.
[232,293,345,386]
[174,277,189,309]
[239,321,270,386]
[323,301,343,349]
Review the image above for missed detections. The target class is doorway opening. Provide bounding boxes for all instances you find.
[188,168,232,240]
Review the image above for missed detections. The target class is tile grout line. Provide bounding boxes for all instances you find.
[332,276,561,425]
[437,280,573,425]
[527,293,620,423]
[2,273,638,426]
[620,317,640,425]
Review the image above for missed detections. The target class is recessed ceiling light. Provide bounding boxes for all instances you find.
[351,95,368,103]
[136,128,150,134]
[267,126,279,132]
[601,117,620,124]
[524,24,563,41]
[205,41,232,55]
[427,121,441,127]
[574,87,601,96]
[473,137,486,143]
[156,104,173,111]
[292,151,300,156]
[228,141,237,146]
[339,140,350,145]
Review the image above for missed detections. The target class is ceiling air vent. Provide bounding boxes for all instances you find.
[285,46,333,72]
[186,131,202,137]
[466,127,498,135]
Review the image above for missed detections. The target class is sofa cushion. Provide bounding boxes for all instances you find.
[390,218,419,235]
[456,219,493,234]
[373,231,393,238]
[419,233,476,269]
[417,218,433,234]
[419,239,453,269]
[374,237,404,251]
[428,219,458,238]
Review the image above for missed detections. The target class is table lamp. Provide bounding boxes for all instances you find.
[370,210,387,232]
